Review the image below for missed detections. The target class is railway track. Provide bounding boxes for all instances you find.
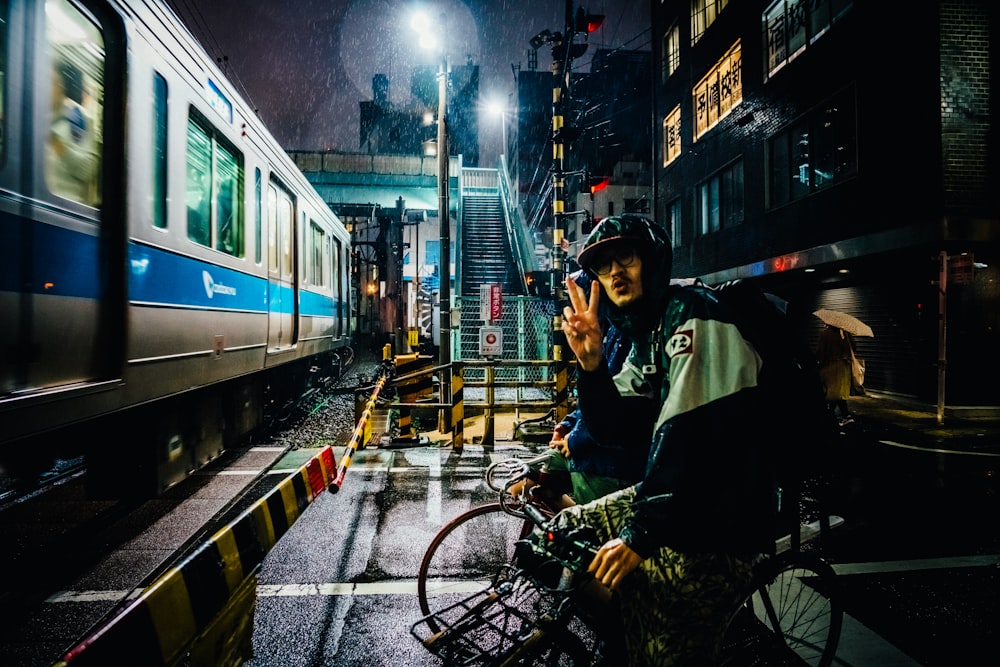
[0,346,380,636]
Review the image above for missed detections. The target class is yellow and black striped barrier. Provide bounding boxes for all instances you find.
[53,444,339,667]
[451,363,464,450]
[53,366,395,666]
[331,363,391,491]
[392,353,434,444]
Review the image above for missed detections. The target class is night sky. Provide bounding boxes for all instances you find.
[164,0,651,164]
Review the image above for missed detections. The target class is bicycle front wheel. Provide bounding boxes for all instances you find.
[417,503,532,632]
[719,551,842,667]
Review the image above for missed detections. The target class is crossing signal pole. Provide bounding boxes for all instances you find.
[533,2,603,329]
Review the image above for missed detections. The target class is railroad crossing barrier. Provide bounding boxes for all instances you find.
[52,364,395,667]
[391,353,434,445]
[52,446,340,667]
[387,354,571,449]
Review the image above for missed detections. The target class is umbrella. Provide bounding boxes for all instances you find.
[813,309,874,337]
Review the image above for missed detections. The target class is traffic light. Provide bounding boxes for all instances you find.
[574,7,605,34]
[588,176,610,197]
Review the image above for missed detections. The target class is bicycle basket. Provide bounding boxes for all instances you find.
[411,568,570,665]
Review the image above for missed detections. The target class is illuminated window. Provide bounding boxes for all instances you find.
[691,0,729,45]
[692,41,742,141]
[663,105,682,166]
[763,0,853,80]
[662,23,680,83]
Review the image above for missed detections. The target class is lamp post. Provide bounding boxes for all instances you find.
[487,98,514,166]
[412,11,451,431]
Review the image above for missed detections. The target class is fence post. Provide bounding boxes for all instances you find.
[451,362,464,451]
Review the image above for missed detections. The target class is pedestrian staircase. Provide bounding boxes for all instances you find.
[461,195,524,297]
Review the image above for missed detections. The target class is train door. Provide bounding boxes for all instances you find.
[1,0,122,396]
[266,179,296,351]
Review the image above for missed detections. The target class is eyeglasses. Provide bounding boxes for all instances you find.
[592,247,638,276]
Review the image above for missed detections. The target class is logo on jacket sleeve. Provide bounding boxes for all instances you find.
[666,330,693,357]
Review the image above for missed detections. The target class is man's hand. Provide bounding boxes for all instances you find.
[549,433,570,458]
[562,278,604,371]
[587,538,642,590]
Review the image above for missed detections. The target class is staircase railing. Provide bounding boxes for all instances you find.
[497,155,536,295]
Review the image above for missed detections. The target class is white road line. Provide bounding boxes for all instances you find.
[47,554,999,603]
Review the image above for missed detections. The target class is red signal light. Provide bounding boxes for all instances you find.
[575,8,605,34]
[590,177,610,195]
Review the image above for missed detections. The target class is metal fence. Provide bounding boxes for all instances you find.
[455,295,556,402]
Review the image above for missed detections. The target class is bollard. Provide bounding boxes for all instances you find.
[451,362,464,451]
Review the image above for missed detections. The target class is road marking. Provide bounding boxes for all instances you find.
[879,439,1000,457]
[47,554,999,603]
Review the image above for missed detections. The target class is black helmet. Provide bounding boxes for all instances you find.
[577,214,672,281]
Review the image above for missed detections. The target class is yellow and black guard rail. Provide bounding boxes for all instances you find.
[53,363,395,667]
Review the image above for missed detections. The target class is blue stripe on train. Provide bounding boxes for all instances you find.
[0,217,102,298]
[129,242,268,312]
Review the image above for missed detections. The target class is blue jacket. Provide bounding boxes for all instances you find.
[559,324,650,483]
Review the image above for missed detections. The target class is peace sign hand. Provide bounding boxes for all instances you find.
[562,278,604,372]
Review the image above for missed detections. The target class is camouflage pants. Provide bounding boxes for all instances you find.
[552,486,757,666]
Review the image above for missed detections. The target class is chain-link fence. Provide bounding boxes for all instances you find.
[455,295,558,404]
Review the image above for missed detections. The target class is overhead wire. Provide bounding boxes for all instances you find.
[164,0,260,115]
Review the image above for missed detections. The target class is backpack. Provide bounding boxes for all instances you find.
[707,279,839,484]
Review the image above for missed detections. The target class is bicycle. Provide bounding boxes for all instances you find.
[412,476,610,665]
[415,453,569,631]
[414,456,843,666]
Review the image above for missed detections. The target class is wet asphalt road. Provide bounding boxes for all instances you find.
[1,344,996,666]
[242,427,999,667]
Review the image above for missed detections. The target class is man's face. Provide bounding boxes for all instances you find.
[591,243,643,308]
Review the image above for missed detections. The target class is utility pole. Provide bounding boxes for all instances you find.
[536,2,604,333]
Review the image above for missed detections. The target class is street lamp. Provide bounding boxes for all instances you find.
[486,98,514,166]
[412,11,452,430]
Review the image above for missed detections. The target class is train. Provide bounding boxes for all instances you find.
[0,0,354,496]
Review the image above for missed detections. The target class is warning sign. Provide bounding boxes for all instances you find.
[480,284,502,322]
[479,326,503,357]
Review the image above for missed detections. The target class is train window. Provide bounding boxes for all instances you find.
[214,142,242,256]
[267,183,278,272]
[266,180,293,277]
[280,197,292,275]
[254,168,262,264]
[185,113,244,257]
[45,0,105,207]
[151,72,167,228]
[307,220,326,287]
[186,121,212,245]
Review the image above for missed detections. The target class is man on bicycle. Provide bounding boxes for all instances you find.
[557,214,780,665]
[510,271,654,509]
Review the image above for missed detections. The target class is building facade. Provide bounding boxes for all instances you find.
[650,0,999,407]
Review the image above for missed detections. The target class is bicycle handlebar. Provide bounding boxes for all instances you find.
[521,500,599,574]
